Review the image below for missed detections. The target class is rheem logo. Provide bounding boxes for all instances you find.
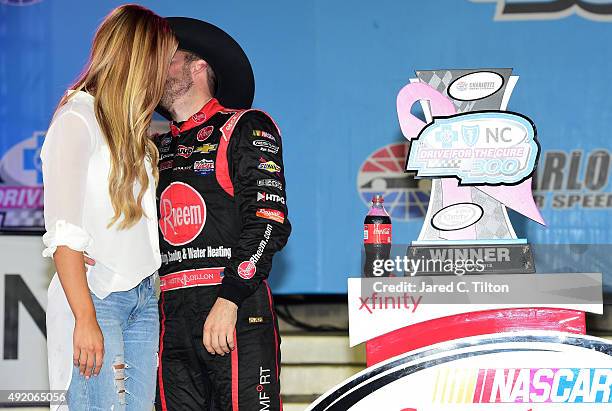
[159,182,206,246]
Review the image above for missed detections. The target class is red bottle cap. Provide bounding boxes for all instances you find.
[372,195,384,204]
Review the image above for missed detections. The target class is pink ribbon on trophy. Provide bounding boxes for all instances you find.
[396,82,545,240]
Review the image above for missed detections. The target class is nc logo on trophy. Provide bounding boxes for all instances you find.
[397,69,544,274]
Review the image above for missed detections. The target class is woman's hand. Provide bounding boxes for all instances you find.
[83,251,96,266]
[72,314,104,378]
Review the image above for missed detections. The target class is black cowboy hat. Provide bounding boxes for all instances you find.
[156,17,255,120]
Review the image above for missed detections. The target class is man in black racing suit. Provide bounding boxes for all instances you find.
[153,17,290,411]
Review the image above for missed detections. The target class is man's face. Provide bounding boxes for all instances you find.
[160,50,194,111]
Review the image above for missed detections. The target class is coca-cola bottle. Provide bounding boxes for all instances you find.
[363,195,392,277]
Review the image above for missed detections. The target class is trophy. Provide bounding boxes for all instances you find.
[398,69,544,274]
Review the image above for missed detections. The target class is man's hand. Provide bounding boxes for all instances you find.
[203,297,238,355]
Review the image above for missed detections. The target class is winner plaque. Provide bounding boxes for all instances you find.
[397,69,544,274]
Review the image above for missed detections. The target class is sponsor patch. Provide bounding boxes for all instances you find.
[256,208,285,223]
[194,143,218,154]
[258,366,272,408]
[161,136,172,146]
[253,139,279,154]
[257,192,285,204]
[238,260,257,279]
[177,145,194,158]
[197,125,214,141]
[194,159,215,176]
[240,224,273,281]
[158,182,206,246]
[252,129,276,142]
[160,160,173,171]
[191,112,207,124]
[173,165,193,171]
[248,317,264,324]
[258,158,282,173]
[257,179,283,190]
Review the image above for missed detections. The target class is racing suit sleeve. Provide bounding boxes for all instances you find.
[217,111,291,307]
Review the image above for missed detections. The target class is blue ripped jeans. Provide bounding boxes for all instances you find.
[67,274,159,410]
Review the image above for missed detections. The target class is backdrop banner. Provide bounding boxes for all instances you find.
[1,0,611,296]
[0,236,52,403]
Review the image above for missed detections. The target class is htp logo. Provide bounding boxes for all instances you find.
[472,0,612,21]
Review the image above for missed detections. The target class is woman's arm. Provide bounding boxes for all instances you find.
[53,246,103,377]
[41,108,103,378]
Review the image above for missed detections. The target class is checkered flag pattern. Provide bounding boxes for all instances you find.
[0,209,45,231]
[420,179,443,240]
[437,159,462,168]
[472,188,514,239]
[418,71,476,113]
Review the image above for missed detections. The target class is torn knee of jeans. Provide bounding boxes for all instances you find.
[112,355,127,405]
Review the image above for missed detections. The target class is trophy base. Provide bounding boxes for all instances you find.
[406,239,535,275]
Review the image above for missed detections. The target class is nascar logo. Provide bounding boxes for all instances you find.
[252,129,276,142]
[433,367,612,404]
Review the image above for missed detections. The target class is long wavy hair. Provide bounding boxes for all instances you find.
[57,4,177,229]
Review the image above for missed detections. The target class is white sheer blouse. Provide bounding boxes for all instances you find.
[40,90,161,298]
[42,91,161,408]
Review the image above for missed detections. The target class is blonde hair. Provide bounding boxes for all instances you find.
[57,4,177,229]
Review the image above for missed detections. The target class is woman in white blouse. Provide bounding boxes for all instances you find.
[40,5,177,410]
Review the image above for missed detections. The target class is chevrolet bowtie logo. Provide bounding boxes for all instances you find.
[195,143,218,154]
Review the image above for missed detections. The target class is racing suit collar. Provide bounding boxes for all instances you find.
[169,98,225,137]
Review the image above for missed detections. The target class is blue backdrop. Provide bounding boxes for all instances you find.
[1,0,611,295]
